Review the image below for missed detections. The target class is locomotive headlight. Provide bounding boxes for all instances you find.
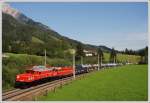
[17,75,20,79]
[28,77,33,80]
[28,77,31,80]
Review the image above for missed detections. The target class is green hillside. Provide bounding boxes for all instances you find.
[3,13,74,57]
[2,13,103,58]
[32,36,44,44]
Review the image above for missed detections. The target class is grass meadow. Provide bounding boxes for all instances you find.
[39,65,148,101]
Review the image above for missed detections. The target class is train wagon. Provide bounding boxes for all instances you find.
[75,65,89,74]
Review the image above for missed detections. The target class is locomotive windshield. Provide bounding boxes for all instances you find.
[26,70,35,74]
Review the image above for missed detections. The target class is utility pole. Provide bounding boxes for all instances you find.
[128,55,130,63]
[81,56,83,65]
[114,56,115,64]
[70,49,76,80]
[45,49,46,69]
[98,54,100,71]
[44,33,47,69]
[100,55,102,68]
[73,53,75,79]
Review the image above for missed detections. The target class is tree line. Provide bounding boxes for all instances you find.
[75,43,148,65]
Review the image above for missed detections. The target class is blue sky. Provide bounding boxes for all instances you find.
[10,2,148,50]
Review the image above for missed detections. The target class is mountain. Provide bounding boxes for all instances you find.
[2,3,50,30]
[2,3,20,19]
[99,46,112,53]
[2,3,113,58]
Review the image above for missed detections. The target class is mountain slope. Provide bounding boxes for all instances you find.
[2,13,71,57]
[2,4,113,58]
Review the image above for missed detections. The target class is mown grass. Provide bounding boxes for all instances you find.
[39,65,148,101]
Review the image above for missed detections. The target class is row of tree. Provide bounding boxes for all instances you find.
[120,47,148,56]
[75,43,148,66]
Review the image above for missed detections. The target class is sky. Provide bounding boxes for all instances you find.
[9,2,148,50]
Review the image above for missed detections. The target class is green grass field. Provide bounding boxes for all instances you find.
[39,65,148,101]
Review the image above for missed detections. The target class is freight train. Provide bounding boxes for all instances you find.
[15,63,121,88]
[15,65,90,88]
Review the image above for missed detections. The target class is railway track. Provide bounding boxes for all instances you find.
[2,74,86,101]
[3,89,21,96]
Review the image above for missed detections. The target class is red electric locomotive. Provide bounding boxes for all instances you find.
[15,65,73,88]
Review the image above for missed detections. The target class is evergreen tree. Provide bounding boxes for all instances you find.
[125,48,129,54]
[76,43,84,64]
[137,46,148,64]
[144,46,148,64]
[109,48,117,63]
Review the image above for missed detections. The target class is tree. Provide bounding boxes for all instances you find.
[76,43,84,64]
[109,48,117,63]
[125,48,129,54]
[97,47,104,70]
[138,48,145,62]
[137,46,148,64]
[144,46,148,64]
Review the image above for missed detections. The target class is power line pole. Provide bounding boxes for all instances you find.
[70,49,76,80]
[114,56,115,64]
[100,55,102,68]
[98,54,100,71]
[81,56,83,65]
[73,53,75,79]
[45,49,46,69]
